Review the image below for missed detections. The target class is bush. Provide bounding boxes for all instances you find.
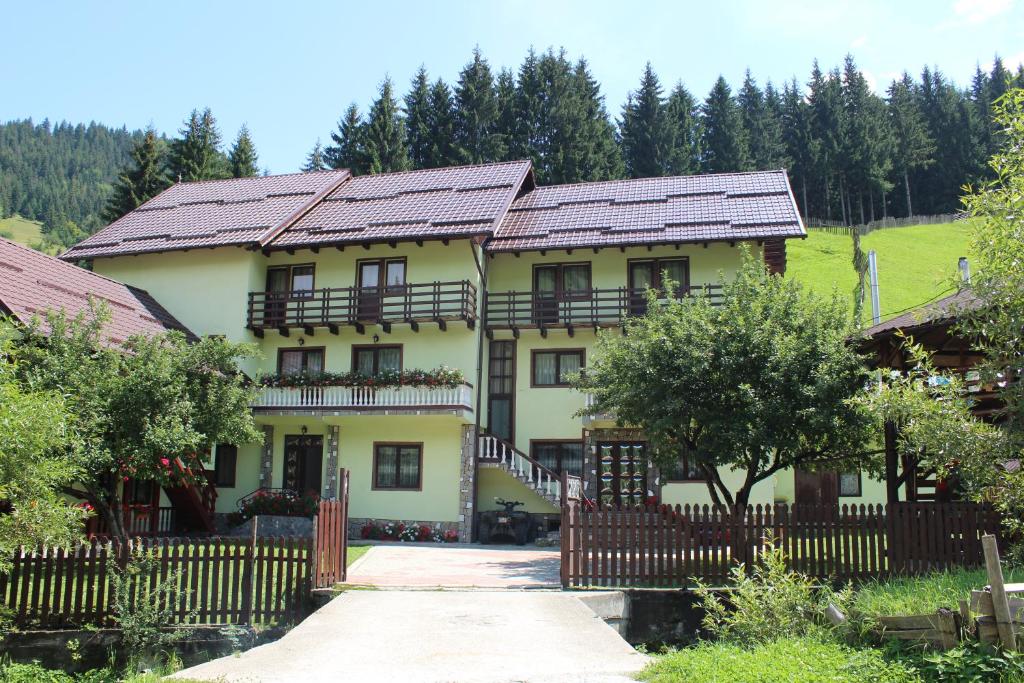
[880,639,1024,683]
[693,541,851,646]
[358,520,457,542]
[638,637,922,683]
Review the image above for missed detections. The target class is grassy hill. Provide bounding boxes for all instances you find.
[0,215,44,246]
[786,222,974,324]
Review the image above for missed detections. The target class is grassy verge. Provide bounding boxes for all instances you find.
[852,567,1023,619]
[347,544,371,567]
[787,222,974,322]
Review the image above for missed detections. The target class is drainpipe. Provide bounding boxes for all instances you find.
[469,240,488,542]
[867,250,881,326]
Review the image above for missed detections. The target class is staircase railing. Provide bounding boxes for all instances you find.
[478,433,562,502]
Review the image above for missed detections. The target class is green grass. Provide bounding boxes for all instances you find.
[852,567,1023,619]
[787,222,975,322]
[347,544,371,567]
[0,215,44,247]
[639,637,921,683]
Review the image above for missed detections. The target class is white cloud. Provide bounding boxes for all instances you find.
[952,0,1013,24]
[850,35,868,49]
[1004,51,1024,71]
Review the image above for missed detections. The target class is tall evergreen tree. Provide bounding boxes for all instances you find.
[228,124,259,178]
[619,63,673,178]
[761,82,790,169]
[453,48,503,164]
[168,108,229,182]
[781,79,817,217]
[324,104,369,174]
[404,66,432,170]
[303,139,327,172]
[494,67,520,163]
[511,48,544,167]
[840,55,892,223]
[665,83,700,175]
[425,79,457,168]
[363,78,411,174]
[700,76,750,173]
[567,57,624,182]
[807,62,845,220]
[103,128,170,221]
[887,73,935,216]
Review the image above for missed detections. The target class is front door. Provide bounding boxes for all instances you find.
[266,267,290,326]
[597,441,647,507]
[532,265,559,325]
[283,435,323,497]
[794,469,838,505]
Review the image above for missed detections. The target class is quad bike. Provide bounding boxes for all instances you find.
[478,498,532,545]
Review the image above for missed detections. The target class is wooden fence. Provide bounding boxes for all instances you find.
[560,498,1001,589]
[0,535,312,629]
[805,213,961,235]
[312,470,350,589]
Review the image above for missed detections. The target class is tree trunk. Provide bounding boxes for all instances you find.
[903,170,913,218]
[90,481,129,543]
[881,187,888,218]
[859,192,866,225]
[801,178,808,221]
[839,177,847,225]
[869,189,876,223]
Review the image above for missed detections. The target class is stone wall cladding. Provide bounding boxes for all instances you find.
[348,517,459,541]
[323,425,340,499]
[220,514,313,537]
[458,424,475,542]
[259,425,274,488]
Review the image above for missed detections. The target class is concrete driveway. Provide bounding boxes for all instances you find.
[345,543,561,589]
[174,590,646,683]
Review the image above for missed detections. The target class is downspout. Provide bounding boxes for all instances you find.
[469,239,488,542]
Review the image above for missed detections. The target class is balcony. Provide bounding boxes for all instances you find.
[247,280,477,336]
[484,284,723,334]
[252,383,474,417]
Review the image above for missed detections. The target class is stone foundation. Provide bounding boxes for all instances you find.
[349,517,460,542]
[218,514,314,537]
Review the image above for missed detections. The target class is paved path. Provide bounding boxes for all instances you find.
[346,543,561,588]
[174,590,647,683]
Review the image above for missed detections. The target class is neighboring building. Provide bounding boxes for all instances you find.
[59,161,887,540]
[0,236,214,536]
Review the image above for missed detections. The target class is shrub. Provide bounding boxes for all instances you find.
[882,639,1024,683]
[227,490,319,527]
[358,520,457,542]
[638,637,922,683]
[693,541,852,646]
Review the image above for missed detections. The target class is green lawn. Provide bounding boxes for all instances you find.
[787,222,975,323]
[0,214,44,246]
[347,544,371,567]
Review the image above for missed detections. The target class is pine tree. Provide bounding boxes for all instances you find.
[363,78,411,174]
[103,128,170,221]
[665,83,700,175]
[887,73,935,217]
[325,104,369,174]
[425,79,457,168]
[404,66,432,170]
[700,76,750,173]
[303,139,327,171]
[567,57,624,182]
[453,48,503,164]
[168,108,229,182]
[494,67,520,162]
[511,48,544,166]
[228,124,259,178]
[761,82,790,169]
[808,62,845,220]
[840,55,892,223]
[619,63,672,178]
[781,79,818,217]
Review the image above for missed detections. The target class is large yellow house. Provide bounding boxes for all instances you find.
[60,160,885,540]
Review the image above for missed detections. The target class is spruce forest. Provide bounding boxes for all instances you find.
[3,48,1022,250]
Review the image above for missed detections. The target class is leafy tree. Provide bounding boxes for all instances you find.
[887,73,935,217]
[0,328,82,564]
[103,128,171,222]
[404,66,433,170]
[228,124,259,178]
[620,63,672,178]
[13,307,261,542]
[577,253,872,508]
[701,76,751,173]
[324,104,368,174]
[302,139,327,171]
[453,48,504,164]
[425,78,457,168]
[168,108,229,182]
[363,78,411,174]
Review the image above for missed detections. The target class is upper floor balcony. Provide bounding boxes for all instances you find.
[484,284,723,335]
[252,382,474,418]
[247,280,478,336]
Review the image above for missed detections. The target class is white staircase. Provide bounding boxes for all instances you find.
[478,434,562,507]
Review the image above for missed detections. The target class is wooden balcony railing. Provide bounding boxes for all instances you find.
[247,281,477,334]
[485,284,723,331]
[86,505,177,538]
[253,383,474,412]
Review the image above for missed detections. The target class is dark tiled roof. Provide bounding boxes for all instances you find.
[863,289,981,338]
[0,237,195,345]
[272,161,533,248]
[60,170,351,260]
[487,170,804,252]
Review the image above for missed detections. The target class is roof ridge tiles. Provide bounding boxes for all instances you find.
[168,167,349,188]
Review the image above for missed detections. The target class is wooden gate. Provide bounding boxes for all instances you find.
[312,468,350,588]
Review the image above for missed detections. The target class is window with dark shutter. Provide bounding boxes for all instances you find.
[214,444,238,488]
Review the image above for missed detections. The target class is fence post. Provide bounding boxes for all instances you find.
[340,468,350,583]
[241,516,258,625]
[983,534,1017,650]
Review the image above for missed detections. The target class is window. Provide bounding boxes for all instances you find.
[352,345,402,376]
[663,449,704,482]
[534,263,592,298]
[373,444,422,490]
[532,441,584,477]
[278,348,324,376]
[266,264,316,297]
[357,258,407,290]
[487,341,515,442]
[214,444,238,488]
[839,471,862,497]
[532,349,584,387]
[628,258,689,293]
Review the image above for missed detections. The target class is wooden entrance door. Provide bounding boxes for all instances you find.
[597,441,647,507]
[283,435,323,497]
[794,469,838,505]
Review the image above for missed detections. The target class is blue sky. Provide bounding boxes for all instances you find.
[2,0,1021,173]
